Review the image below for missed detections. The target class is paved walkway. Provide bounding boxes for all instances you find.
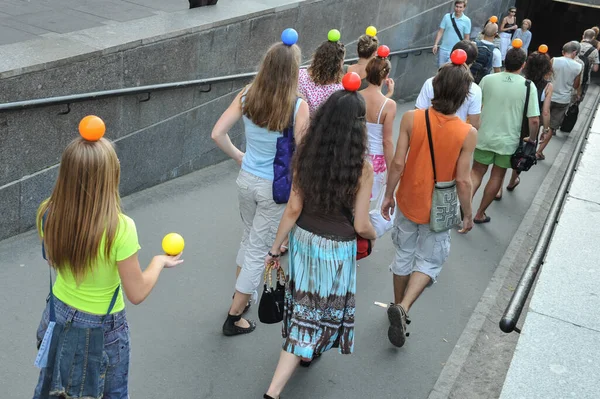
[500,101,600,399]
[0,0,189,46]
[0,99,580,398]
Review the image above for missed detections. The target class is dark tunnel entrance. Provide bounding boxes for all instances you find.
[514,0,600,57]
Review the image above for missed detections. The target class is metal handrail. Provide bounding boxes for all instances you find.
[499,93,600,334]
[0,46,433,112]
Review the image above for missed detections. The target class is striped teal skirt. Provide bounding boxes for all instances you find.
[282,225,357,359]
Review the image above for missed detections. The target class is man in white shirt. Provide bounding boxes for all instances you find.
[416,40,482,129]
[537,41,582,159]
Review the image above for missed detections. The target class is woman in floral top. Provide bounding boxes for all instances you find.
[298,39,345,114]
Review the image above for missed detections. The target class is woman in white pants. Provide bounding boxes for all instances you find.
[499,6,518,61]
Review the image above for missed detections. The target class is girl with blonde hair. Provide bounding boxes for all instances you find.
[33,132,182,398]
[212,38,310,336]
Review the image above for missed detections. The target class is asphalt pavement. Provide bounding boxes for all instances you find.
[0,101,570,398]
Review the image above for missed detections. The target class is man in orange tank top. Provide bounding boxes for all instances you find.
[381,62,477,348]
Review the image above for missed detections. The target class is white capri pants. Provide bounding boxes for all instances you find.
[235,169,285,297]
[499,32,512,61]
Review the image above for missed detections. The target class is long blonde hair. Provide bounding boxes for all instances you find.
[37,137,121,283]
[243,42,301,132]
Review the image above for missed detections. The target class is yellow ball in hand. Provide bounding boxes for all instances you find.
[162,233,185,255]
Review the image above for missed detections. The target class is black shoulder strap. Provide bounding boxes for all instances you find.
[584,47,595,59]
[425,109,437,183]
[521,80,531,140]
[450,13,463,41]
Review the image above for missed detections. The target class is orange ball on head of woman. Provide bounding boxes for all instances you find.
[538,44,549,54]
[489,15,498,23]
[79,115,106,141]
[512,38,523,49]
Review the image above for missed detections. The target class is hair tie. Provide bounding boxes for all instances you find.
[489,15,498,23]
[450,49,467,65]
[281,28,298,46]
[328,29,341,43]
[512,38,523,49]
[377,45,390,58]
[342,72,361,92]
[365,26,377,37]
[538,44,548,54]
[79,115,105,141]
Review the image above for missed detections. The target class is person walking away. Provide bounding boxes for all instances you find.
[578,29,600,101]
[346,31,394,97]
[380,59,477,348]
[262,87,377,399]
[211,41,310,336]
[536,41,582,160]
[499,6,518,62]
[298,36,345,115]
[33,133,182,398]
[360,49,397,201]
[417,40,483,129]
[512,19,532,53]
[470,48,540,224]
[433,0,471,67]
[471,23,503,85]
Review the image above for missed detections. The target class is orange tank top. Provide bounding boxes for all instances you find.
[397,108,470,224]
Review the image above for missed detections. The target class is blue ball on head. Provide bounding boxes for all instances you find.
[281,28,298,46]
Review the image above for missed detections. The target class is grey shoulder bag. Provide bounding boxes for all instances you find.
[425,109,460,232]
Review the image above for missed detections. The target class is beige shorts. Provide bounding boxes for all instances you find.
[389,210,451,282]
[235,169,285,296]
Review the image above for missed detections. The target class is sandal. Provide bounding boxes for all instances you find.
[535,152,545,160]
[222,314,256,336]
[474,214,491,224]
[507,177,521,192]
[387,304,409,348]
[264,395,280,399]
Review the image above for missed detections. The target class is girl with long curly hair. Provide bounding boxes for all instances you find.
[298,38,345,114]
[212,41,310,336]
[527,51,553,160]
[262,88,377,398]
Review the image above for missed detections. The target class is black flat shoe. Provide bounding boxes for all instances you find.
[299,353,322,368]
[264,394,279,399]
[222,314,256,336]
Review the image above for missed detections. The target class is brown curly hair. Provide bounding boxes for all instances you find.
[308,40,346,85]
[357,34,378,58]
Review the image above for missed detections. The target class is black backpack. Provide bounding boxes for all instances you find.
[578,47,595,87]
[470,41,495,84]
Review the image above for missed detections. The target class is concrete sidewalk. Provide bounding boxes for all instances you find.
[0,100,582,398]
[499,101,600,399]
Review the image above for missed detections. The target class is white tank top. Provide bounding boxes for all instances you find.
[366,98,389,156]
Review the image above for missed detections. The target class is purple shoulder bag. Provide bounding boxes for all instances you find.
[272,103,297,204]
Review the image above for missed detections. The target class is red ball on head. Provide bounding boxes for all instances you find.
[377,45,390,58]
[342,72,362,92]
[450,49,467,65]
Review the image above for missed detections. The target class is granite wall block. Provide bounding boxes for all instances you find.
[0,52,124,103]
[0,182,20,240]
[19,166,59,232]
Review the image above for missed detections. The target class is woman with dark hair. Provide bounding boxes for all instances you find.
[499,6,518,61]
[526,52,554,162]
[212,40,310,336]
[263,84,377,398]
[298,38,345,114]
[360,51,397,201]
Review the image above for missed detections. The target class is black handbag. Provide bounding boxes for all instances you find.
[258,264,286,324]
[511,80,537,172]
[560,103,579,133]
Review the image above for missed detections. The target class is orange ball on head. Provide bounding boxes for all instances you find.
[512,38,523,49]
[538,44,548,54]
[489,15,498,23]
[79,115,106,141]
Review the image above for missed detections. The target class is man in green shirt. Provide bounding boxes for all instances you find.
[470,48,540,224]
